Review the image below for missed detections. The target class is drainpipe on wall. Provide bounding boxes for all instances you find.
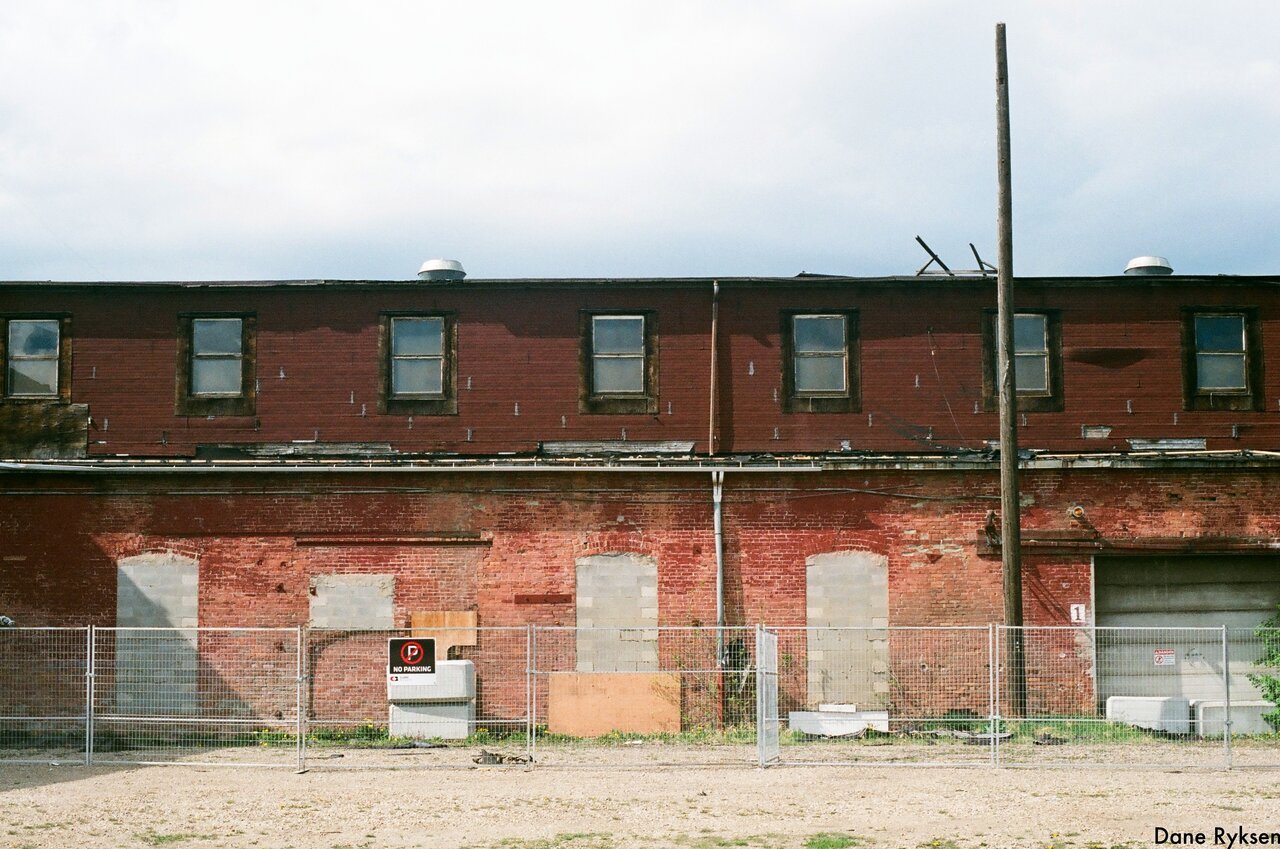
[708,280,720,456]
[712,469,725,663]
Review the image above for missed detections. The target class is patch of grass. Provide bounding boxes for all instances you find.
[675,837,788,849]
[534,726,757,746]
[805,833,863,849]
[138,832,211,846]
[917,840,963,849]
[491,834,615,849]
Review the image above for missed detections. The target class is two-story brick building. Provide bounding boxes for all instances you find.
[2,267,1279,716]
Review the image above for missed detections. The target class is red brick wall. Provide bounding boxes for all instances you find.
[4,466,1280,724]
[5,277,1280,457]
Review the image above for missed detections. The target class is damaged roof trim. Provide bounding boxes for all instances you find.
[6,449,1280,474]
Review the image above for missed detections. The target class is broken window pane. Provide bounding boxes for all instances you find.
[9,320,59,357]
[6,319,60,396]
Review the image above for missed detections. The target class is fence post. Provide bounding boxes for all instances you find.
[529,625,538,766]
[85,625,95,767]
[993,624,1003,768]
[295,626,306,772]
[525,624,533,765]
[987,623,997,768]
[1222,624,1232,770]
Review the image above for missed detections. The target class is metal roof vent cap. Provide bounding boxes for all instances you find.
[417,259,467,281]
[1123,256,1174,276]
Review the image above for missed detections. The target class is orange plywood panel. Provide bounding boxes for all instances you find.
[546,672,681,736]
[410,610,478,658]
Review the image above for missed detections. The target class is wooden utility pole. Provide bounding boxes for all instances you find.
[995,22,1026,714]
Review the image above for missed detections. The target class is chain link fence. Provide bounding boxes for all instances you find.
[529,626,758,766]
[0,624,1276,769]
[91,627,302,767]
[0,627,88,765]
[306,626,530,769]
[770,626,996,766]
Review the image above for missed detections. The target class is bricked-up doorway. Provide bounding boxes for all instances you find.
[805,551,890,707]
[1093,555,1280,704]
[115,553,199,714]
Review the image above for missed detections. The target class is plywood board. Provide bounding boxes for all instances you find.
[546,672,681,736]
[409,610,478,658]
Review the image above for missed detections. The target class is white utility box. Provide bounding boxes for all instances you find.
[386,636,477,740]
[788,708,889,736]
[390,699,476,740]
[1105,696,1191,734]
[1192,700,1276,737]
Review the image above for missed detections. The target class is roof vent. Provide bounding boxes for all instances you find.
[1123,256,1173,276]
[417,259,466,281]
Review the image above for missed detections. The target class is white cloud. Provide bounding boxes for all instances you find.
[1,1,1278,279]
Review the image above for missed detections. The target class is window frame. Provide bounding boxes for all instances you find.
[378,311,458,416]
[579,310,659,415]
[1,314,72,403]
[175,313,257,417]
[981,308,1063,413]
[780,308,860,413]
[1181,306,1263,412]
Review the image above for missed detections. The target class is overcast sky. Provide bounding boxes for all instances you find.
[2,2,1277,281]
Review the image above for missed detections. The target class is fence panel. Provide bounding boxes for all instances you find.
[997,626,1240,768]
[1226,626,1280,768]
[91,627,300,766]
[0,627,89,764]
[772,626,994,766]
[530,626,757,766]
[305,626,530,769]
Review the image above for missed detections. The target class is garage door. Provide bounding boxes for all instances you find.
[1094,556,1280,703]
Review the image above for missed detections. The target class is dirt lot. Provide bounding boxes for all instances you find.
[1,756,1278,849]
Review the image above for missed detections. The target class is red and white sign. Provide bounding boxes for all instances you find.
[1153,648,1176,667]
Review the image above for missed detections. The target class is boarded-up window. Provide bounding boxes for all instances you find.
[308,574,395,630]
[575,553,658,672]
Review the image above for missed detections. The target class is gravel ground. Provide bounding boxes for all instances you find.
[1,757,1278,849]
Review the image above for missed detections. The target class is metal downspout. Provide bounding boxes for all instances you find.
[708,280,720,456]
[712,469,725,660]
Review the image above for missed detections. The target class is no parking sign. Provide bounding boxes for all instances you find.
[388,637,436,684]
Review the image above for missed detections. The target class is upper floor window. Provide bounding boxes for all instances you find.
[379,313,456,415]
[5,318,61,398]
[176,314,256,416]
[191,318,244,396]
[592,315,645,394]
[1012,314,1050,395]
[1182,307,1262,411]
[390,317,445,396]
[781,309,859,413]
[580,311,658,414]
[982,309,1062,412]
